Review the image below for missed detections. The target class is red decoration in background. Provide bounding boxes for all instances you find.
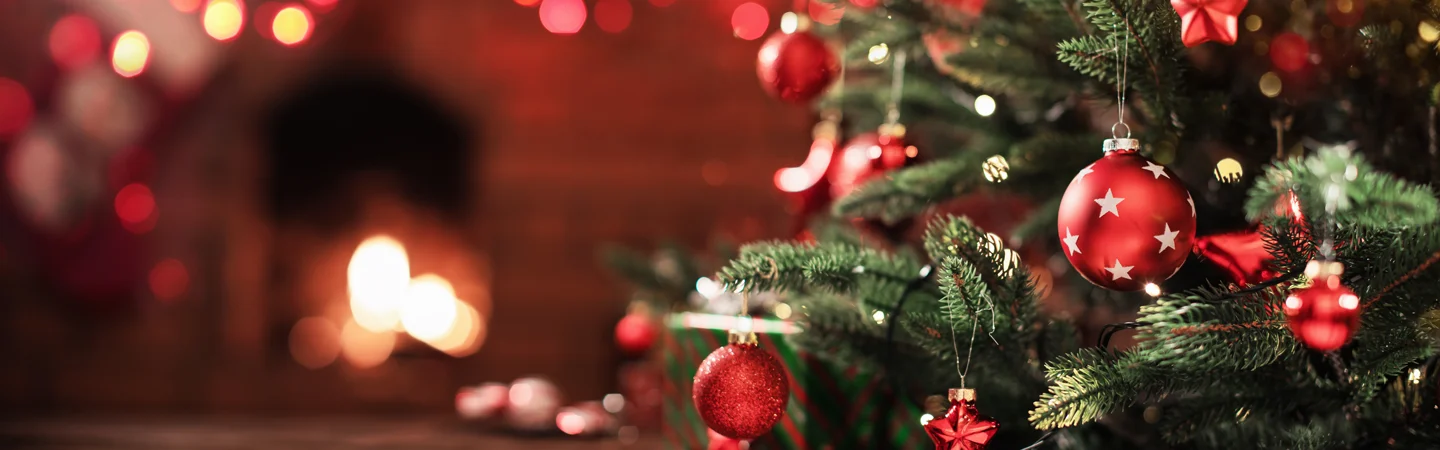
[707,428,745,450]
[692,343,789,440]
[828,130,920,199]
[595,0,634,33]
[808,0,845,25]
[923,390,998,450]
[615,311,660,356]
[1057,142,1196,291]
[115,183,157,234]
[1195,228,1276,286]
[149,258,189,301]
[539,0,587,34]
[731,3,770,41]
[849,0,879,8]
[1270,33,1310,72]
[1171,0,1247,47]
[0,78,33,138]
[456,382,509,420]
[937,0,987,17]
[49,15,102,72]
[757,29,838,103]
[1285,268,1361,351]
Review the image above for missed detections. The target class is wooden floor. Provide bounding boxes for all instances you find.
[0,417,665,449]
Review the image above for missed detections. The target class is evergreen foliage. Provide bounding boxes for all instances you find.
[712,0,1440,448]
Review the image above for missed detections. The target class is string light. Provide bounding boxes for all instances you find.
[974,94,997,117]
[1244,15,1261,32]
[1259,72,1282,97]
[1214,158,1243,183]
[868,43,889,64]
[872,310,886,324]
[982,155,1009,182]
[111,31,150,77]
[203,0,245,41]
[348,236,411,332]
[1144,283,1162,297]
[272,5,314,46]
[780,12,799,34]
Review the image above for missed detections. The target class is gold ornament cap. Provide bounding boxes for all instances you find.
[1103,138,1140,154]
[948,388,977,402]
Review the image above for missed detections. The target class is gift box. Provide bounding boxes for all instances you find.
[661,313,928,449]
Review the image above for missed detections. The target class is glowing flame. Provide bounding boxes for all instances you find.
[401,274,460,342]
[347,236,410,332]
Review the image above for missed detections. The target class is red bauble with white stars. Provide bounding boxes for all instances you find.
[757,28,839,104]
[1057,139,1195,291]
[923,389,998,450]
[1284,261,1361,351]
[692,338,789,440]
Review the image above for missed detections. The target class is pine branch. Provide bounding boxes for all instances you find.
[1030,349,1151,429]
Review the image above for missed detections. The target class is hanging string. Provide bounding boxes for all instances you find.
[887,48,908,126]
[1112,22,1130,139]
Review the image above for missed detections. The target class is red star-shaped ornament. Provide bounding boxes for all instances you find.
[1194,227,1277,286]
[924,389,998,450]
[1170,0,1247,47]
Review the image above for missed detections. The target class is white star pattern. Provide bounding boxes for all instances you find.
[1141,161,1169,179]
[1063,228,1081,255]
[1072,164,1095,185]
[1105,259,1134,280]
[1154,223,1179,253]
[1094,189,1124,218]
[1186,195,1195,217]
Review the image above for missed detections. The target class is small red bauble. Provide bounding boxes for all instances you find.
[828,128,921,199]
[923,389,998,450]
[692,340,790,440]
[756,29,838,104]
[615,312,660,356]
[1284,261,1361,351]
[1171,0,1247,47]
[1057,139,1195,291]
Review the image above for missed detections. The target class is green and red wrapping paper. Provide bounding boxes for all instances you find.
[661,313,927,449]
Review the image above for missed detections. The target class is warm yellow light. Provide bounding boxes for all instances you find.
[871,310,885,324]
[348,235,410,332]
[1244,15,1261,32]
[974,94,997,117]
[868,43,889,64]
[272,5,313,46]
[203,0,244,41]
[1143,283,1162,297]
[429,298,485,357]
[774,303,792,320]
[401,274,460,342]
[1259,72,1282,97]
[339,319,395,369]
[1410,368,1424,385]
[111,31,150,78]
[1214,158,1243,183]
[780,12,799,34]
[982,154,1009,182]
[1422,21,1440,43]
[920,413,934,425]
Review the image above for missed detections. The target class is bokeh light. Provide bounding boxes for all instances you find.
[557,411,586,435]
[1214,157,1243,183]
[203,0,245,41]
[974,94,997,116]
[982,154,1009,182]
[289,317,341,369]
[540,0,587,35]
[428,299,485,356]
[171,0,204,12]
[111,31,150,77]
[0,78,34,138]
[595,0,632,33]
[602,393,625,413]
[401,274,460,342]
[774,138,833,192]
[1143,282,1162,297]
[348,236,411,332]
[516,0,541,6]
[272,4,314,46]
[1422,21,1440,43]
[780,12,799,34]
[49,15,102,72]
[731,3,769,41]
[7,127,68,229]
[339,319,396,368]
[149,258,189,301]
[115,183,157,233]
[1259,72,1282,97]
[1270,33,1309,72]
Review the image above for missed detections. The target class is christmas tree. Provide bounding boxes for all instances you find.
[716,0,1440,448]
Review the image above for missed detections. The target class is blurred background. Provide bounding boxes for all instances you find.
[0,0,817,419]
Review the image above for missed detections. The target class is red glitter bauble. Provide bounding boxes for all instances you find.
[615,312,659,356]
[1057,139,1196,291]
[1284,269,1361,351]
[923,389,998,450]
[692,343,790,440]
[756,29,838,104]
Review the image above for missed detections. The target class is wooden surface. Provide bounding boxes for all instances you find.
[0,417,665,450]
